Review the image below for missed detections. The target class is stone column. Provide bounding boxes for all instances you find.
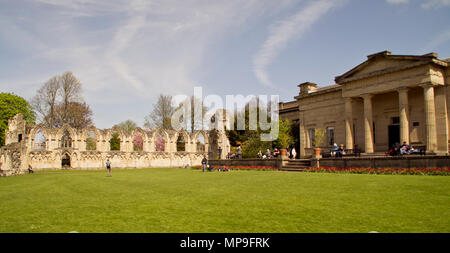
[397,87,410,145]
[435,86,449,154]
[421,84,438,153]
[299,110,306,158]
[98,137,105,152]
[105,136,111,152]
[142,136,149,152]
[361,94,374,153]
[344,98,354,150]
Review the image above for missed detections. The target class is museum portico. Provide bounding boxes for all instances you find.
[281,51,449,157]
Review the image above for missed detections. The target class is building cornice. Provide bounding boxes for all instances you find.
[335,51,448,85]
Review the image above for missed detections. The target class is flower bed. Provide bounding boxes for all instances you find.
[304,167,450,176]
[191,165,278,171]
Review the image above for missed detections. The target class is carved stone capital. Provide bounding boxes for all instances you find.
[360,93,373,100]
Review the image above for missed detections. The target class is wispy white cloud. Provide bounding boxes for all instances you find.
[421,0,450,8]
[0,0,298,127]
[3,0,290,97]
[385,0,450,8]
[253,0,345,87]
[385,0,409,4]
[107,15,147,91]
[30,0,129,16]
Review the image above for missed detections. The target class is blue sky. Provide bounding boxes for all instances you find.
[1,0,449,128]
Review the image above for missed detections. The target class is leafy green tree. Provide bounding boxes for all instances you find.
[110,133,121,151]
[241,131,272,158]
[114,120,138,132]
[241,119,295,158]
[226,98,277,157]
[225,99,264,147]
[273,119,295,149]
[0,93,35,146]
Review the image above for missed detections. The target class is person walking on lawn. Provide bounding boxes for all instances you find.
[106,159,112,177]
[201,156,207,172]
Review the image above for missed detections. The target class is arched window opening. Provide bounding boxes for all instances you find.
[196,132,205,152]
[33,130,46,150]
[61,130,72,148]
[110,132,121,151]
[176,134,185,152]
[133,134,143,151]
[86,130,97,150]
[155,131,165,152]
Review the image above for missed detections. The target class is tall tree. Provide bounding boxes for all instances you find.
[273,119,294,149]
[144,94,174,130]
[174,95,209,132]
[241,131,272,158]
[53,102,93,129]
[0,93,35,146]
[31,72,91,129]
[114,120,138,132]
[226,97,268,147]
[59,72,82,124]
[30,76,59,127]
[225,97,286,158]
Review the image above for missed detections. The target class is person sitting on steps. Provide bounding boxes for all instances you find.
[330,143,339,157]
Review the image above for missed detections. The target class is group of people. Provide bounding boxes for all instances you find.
[330,143,346,157]
[201,156,229,172]
[226,145,242,159]
[226,145,300,160]
[388,142,422,156]
[3,141,425,177]
[257,147,297,159]
[257,148,279,159]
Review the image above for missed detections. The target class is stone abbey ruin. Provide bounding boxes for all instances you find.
[0,114,230,176]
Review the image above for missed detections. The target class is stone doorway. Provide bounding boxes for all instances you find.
[388,125,400,149]
[62,153,71,168]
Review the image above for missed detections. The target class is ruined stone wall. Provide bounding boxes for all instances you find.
[0,114,231,175]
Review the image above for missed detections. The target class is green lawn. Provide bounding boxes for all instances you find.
[0,168,449,233]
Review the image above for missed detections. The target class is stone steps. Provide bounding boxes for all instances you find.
[280,159,311,172]
[359,152,387,157]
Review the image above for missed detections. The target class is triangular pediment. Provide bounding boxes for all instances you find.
[335,51,439,84]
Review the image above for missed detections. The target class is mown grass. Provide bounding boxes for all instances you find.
[0,168,448,233]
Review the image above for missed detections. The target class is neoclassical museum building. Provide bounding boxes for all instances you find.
[280,51,450,157]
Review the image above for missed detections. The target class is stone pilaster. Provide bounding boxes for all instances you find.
[361,94,374,153]
[397,87,410,145]
[344,97,354,150]
[299,110,306,158]
[434,86,449,154]
[420,84,438,153]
